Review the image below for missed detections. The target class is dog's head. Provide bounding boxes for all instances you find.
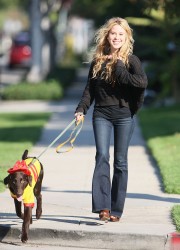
[4,172,32,200]
[4,150,32,201]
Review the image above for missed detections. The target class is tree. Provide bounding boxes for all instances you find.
[146,0,180,102]
[70,0,180,102]
[127,0,180,102]
[27,0,73,82]
[70,0,146,27]
[0,0,28,8]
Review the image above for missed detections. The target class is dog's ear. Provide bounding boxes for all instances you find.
[4,175,10,185]
[22,150,28,160]
[27,175,32,187]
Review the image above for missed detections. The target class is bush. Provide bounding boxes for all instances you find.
[47,66,77,87]
[2,79,63,100]
[1,63,78,100]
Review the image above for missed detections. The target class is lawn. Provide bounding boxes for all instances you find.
[172,205,180,232]
[138,104,180,231]
[138,105,180,193]
[0,113,50,192]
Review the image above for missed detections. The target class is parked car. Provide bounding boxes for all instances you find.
[9,31,32,68]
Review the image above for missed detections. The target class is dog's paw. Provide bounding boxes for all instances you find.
[21,233,28,243]
[36,208,42,219]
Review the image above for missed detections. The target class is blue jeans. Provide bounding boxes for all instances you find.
[92,116,135,217]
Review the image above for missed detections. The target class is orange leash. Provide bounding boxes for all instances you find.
[56,117,84,153]
[30,118,84,165]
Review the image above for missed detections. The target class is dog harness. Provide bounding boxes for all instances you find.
[8,158,41,208]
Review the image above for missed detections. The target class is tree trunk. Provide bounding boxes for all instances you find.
[27,0,43,82]
[172,75,180,103]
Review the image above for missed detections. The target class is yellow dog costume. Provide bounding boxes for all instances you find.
[7,159,41,208]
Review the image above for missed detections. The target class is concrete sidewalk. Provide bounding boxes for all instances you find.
[0,68,180,250]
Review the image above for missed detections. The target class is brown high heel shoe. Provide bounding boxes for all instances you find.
[99,210,110,221]
[110,215,120,222]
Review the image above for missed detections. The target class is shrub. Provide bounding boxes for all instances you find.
[2,79,63,100]
[47,66,77,87]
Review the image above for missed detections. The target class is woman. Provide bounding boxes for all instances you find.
[75,17,148,222]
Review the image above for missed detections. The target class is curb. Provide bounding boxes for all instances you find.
[0,225,167,250]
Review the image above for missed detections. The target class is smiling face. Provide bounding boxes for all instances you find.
[107,24,126,53]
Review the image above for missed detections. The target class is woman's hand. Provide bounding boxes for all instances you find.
[75,112,84,122]
[106,55,112,60]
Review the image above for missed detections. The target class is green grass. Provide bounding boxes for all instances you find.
[138,104,180,232]
[172,205,180,232]
[138,105,180,194]
[0,113,50,192]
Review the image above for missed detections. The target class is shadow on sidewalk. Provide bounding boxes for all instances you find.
[39,215,103,226]
[127,193,180,204]
[41,186,180,204]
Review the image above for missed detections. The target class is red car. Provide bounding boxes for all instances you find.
[9,31,32,68]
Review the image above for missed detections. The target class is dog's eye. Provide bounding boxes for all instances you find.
[13,180,17,185]
[21,179,25,184]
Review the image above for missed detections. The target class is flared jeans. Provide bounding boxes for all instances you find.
[92,116,135,218]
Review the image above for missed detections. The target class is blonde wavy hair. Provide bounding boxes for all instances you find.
[91,17,134,85]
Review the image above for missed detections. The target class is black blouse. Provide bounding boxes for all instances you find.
[76,54,148,116]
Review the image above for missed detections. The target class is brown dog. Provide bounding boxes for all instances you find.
[4,150,44,243]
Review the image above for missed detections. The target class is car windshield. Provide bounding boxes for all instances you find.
[13,32,31,46]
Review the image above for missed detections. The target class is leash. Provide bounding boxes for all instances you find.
[56,117,84,153]
[30,117,84,165]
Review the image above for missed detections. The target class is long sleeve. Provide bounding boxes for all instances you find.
[75,63,95,115]
[115,55,148,89]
